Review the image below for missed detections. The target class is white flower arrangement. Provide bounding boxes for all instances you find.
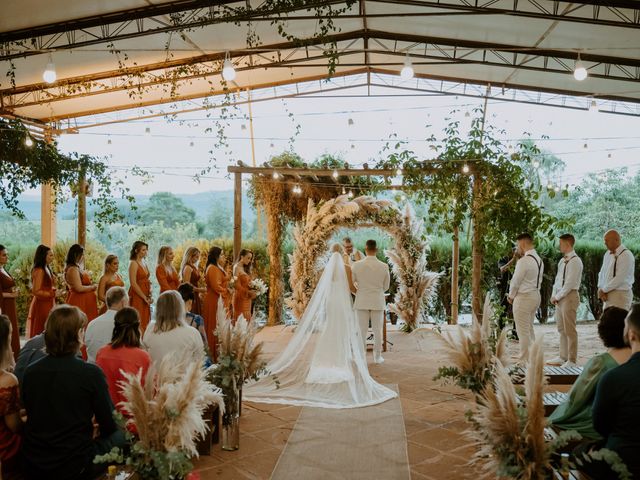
[249,278,268,296]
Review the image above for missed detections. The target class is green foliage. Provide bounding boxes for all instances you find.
[137,192,196,228]
[574,448,632,480]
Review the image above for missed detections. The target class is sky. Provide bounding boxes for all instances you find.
[54,81,640,196]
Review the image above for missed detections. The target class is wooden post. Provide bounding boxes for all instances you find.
[77,169,87,247]
[233,172,242,261]
[40,127,56,247]
[450,225,459,325]
[247,89,264,240]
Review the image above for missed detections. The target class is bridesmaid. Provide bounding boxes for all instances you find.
[233,249,256,323]
[97,255,125,314]
[64,244,99,322]
[0,245,20,360]
[180,247,204,315]
[128,241,152,332]
[155,246,179,293]
[27,245,55,338]
[203,246,231,361]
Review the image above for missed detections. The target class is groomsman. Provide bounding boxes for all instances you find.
[598,230,635,310]
[548,234,583,367]
[508,233,544,363]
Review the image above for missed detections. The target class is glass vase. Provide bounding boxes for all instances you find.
[221,415,240,451]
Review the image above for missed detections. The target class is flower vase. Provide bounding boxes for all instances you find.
[221,384,240,451]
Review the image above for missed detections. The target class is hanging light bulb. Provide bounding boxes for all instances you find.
[332,169,339,179]
[462,164,470,174]
[42,54,57,84]
[272,171,280,180]
[554,185,561,193]
[583,142,588,150]
[465,111,470,118]
[350,144,355,149]
[270,142,275,148]
[608,153,612,159]
[107,138,112,145]
[508,144,514,152]
[145,127,151,135]
[348,190,354,198]
[533,160,540,169]
[400,194,407,201]
[222,52,236,81]
[342,187,346,195]
[189,141,195,147]
[24,135,34,147]
[589,99,599,113]
[348,118,354,126]
[396,167,403,176]
[547,181,553,189]
[400,54,414,81]
[241,124,247,130]
[573,54,588,81]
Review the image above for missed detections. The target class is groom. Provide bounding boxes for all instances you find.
[351,239,390,364]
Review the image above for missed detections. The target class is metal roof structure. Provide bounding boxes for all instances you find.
[1,0,640,125]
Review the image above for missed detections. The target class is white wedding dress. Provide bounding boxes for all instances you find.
[243,252,397,408]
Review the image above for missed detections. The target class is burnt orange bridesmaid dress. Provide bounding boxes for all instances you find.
[233,271,253,322]
[129,262,151,332]
[65,266,98,322]
[182,265,203,315]
[28,267,55,338]
[98,273,125,314]
[0,268,20,360]
[156,265,179,293]
[203,265,230,361]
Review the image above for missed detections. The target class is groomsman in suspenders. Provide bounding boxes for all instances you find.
[508,233,544,363]
[598,230,635,310]
[548,234,583,367]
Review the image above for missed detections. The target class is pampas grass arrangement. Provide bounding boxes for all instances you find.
[95,350,224,480]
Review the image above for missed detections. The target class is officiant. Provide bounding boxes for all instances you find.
[342,237,364,266]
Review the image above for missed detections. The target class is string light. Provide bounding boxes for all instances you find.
[241,124,247,130]
[348,190,354,198]
[583,143,588,150]
[533,160,540,169]
[400,194,407,201]
[107,138,112,145]
[554,185,561,193]
[350,144,355,149]
[189,141,194,147]
[547,181,554,189]
[400,54,414,80]
[24,136,34,147]
[42,54,57,84]
[608,153,612,159]
[589,99,599,113]
[272,171,280,180]
[270,142,275,148]
[574,54,588,81]
[145,127,151,134]
[222,52,236,81]
[462,164,470,174]
[292,184,302,194]
[465,111,470,118]
[348,118,354,126]
[342,187,346,195]
[332,169,339,179]
[396,167,403,176]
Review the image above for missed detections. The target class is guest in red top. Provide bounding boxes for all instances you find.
[233,249,256,323]
[27,245,56,338]
[97,255,125,314]
[65,244,99,322]
[95,307,151,417]
[0,314,23,475]
[203,246,231,361]
[156,246,180,293]
[128,241,152,332]
[0,245,20,360]
[180,247,205,315]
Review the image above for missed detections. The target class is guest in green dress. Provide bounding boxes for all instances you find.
[549,306,632,440]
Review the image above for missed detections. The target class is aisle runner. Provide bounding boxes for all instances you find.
[271,385,410,480]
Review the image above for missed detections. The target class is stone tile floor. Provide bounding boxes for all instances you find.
[194,321,601,479]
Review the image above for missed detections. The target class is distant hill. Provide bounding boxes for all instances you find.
[1,190,256,222]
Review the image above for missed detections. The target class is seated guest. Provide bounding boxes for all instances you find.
[84,286,128,363]
[588,303,640,478]
[14,332,46,386]
[96,307,151,416]
[21,305,126,480]
[143,290,204,365]
[177,282,207,345]
[0,314,22,475]
[549,306,631,440]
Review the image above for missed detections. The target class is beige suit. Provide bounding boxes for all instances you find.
[351,256,390,359]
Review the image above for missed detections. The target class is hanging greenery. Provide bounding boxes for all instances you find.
[0,119,137,230]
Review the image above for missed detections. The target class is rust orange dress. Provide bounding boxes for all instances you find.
[156,265,179,292]
[27,267,55,338]
[233,271,253,322]
[182,265,203,315]
[203,265,230,361]
[98,273,125,314]
[0,268,20,360]
[129,261,151,332]
[65,267,98,322]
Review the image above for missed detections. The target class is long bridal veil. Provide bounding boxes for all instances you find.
[243,252,397,408]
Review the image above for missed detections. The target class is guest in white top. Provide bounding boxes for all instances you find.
[142,290,204,365]
[549,234,583,367]
[598,230,635,311]
[508,233,544,363]
[84,286,128,363]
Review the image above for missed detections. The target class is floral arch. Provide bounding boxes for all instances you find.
[286,195,439,331]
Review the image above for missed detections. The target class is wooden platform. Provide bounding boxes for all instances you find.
[544,391,569,416]
[511,366,582,385]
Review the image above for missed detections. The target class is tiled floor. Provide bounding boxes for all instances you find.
[194,321,600,479]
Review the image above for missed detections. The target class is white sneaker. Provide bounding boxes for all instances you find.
[547,357,565,366]
[562,361,578,368]
[374,354,385,364]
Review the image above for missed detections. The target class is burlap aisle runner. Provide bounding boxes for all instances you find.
[270,385,410,480]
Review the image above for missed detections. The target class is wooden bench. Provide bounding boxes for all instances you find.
[544,392,568,416]
[511,366,582,385]
[195,403,220,455]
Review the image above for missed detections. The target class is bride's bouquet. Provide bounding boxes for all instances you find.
[249,278,268,296]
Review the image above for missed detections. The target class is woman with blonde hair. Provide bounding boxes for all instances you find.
[180,246,204,315]
[142,290,204,365]
[155,246,179,293]
[97,254,125,314]
[128,241,152,332]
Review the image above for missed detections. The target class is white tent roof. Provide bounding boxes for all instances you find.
[1,0,639,124]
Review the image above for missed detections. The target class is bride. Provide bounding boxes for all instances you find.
[243,243,397,408]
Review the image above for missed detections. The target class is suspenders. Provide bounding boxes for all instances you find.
[562,255,576,287]
[613,249,628,278]
[526,254,542,289]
